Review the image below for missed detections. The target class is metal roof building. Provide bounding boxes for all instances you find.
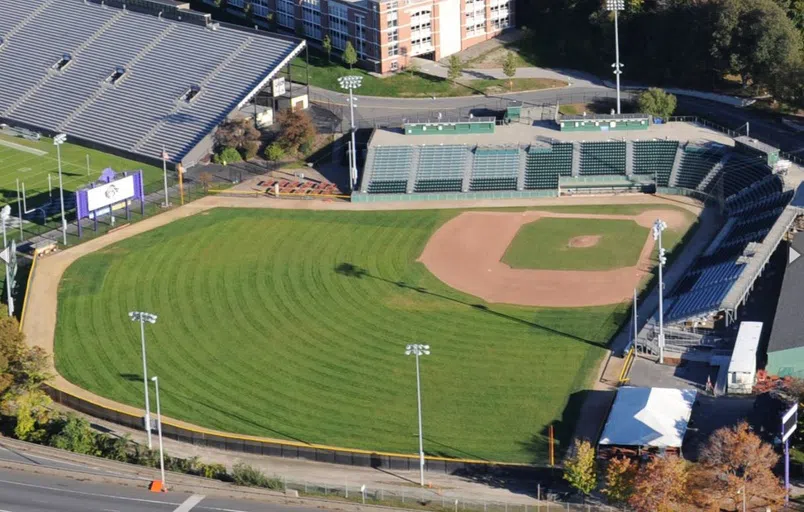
[0,0,305,167]
[767,228,804,378]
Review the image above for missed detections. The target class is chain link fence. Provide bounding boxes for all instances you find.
[284,479,622,512]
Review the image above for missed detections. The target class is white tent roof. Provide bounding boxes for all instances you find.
[728,321,762,374]
[599,387,697,449]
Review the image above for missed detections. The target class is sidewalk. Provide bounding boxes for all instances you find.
[68,408,545,506]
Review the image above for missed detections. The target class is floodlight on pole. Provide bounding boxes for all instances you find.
[129,311,157,449]
[605,0,625,115]
[0,205,11,317]
[53,133,68,246]
[151,376,166,491]
[405,343,430,488]
[652,219,667,364]
[337,75,362,191]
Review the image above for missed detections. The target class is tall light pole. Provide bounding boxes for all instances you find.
[606,0,625,114]
[151,376,166,490]
[337,75,362,191]
[160,147,170,207]
[405,343,430,488]
[54,133,68,246]
[653,219,667,364]
[129,311,157,449]
[0,205,12,317]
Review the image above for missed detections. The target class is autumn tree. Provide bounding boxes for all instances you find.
[276,109,316,153]
[602,456,636,505]
[628,455,687,512]
[563,440,597,497]
[693,421,785,510]
[215,118,261,159]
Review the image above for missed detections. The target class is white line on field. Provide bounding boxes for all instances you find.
[0,139,47,156]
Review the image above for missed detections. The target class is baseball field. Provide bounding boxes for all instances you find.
[54,204,696,463]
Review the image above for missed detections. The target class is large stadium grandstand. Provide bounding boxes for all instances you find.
[0,0,304,167]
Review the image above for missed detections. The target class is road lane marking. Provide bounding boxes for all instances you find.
[174,494,205,511]
[0,477,177,506]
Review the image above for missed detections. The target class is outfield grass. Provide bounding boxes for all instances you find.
[502,218,649,271]
[0,133,164,207]
[54,207,635,463]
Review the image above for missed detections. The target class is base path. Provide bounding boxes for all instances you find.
[418,210,689,307]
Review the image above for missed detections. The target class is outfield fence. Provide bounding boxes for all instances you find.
[44,384,543,474]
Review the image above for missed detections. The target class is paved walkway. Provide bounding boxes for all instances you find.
[22,192,704,504]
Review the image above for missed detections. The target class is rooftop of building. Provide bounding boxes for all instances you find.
[368,121,736,148]
[768,220,804,355]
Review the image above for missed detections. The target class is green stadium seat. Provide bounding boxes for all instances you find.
[524,143,572,190]
[414,145,467,193]
[632,140,678,186]
[470,147,519,192]
[367,146,413,194]
[579,142,626,176]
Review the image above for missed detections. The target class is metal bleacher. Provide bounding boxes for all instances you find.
[665,176,794,323]
[414,145,467,193]
[672,145,723,190]
[0,0,304,165]
[578,141,626,176]
[632,140,678,185]
[524,143,573,189]
[707,154,772,198]
[366,146,412,194]
[470,147,519,191]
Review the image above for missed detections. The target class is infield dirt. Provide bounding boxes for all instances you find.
[418,209,689,307]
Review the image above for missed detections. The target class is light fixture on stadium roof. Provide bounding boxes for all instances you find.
[0,205,10,221]
[605,0,624,10]
[337,75,363,90]
[53,133,67,145]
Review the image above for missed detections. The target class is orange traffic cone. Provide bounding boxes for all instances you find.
[149,480,164,492]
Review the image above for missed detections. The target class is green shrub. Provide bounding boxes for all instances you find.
[231,463,283,489]
[201,462,228,480]
[264,143,285,161]
[299,139,314,156]
[48,415,97,455]
[242,140,260,160]
[214,147,242,165]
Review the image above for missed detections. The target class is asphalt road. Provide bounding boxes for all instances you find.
[310,82,804,154]
[0,467,315,512]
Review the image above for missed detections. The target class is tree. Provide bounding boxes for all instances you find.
[602,456,636,504]
[694,421,785,509]
[711,0,802,90]
[342,41,358,69]
[264,142,285,161]
[198,172,213,192]
[447,55,464,81]
[276,109,316,152]
[214,147,242,165]
[502,51,517,91]
[49,415,97,455]
[322,34,332,63]
[215,118,260,152]
[637,88,677,120]
[629,455,687,512]
[562,440,597,497]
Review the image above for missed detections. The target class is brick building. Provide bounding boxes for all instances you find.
[225,0,514,73]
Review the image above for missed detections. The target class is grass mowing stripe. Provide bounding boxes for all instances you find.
[55,207,668,462]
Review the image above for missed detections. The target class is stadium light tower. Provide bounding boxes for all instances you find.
[337,75,362,190]
[0,205,12,317]
[653,219,668,364]
[129,311,157,449]
[53,133,68,246]
[151,376,166,491]
[606,0,625,114]
[405,343,430,488]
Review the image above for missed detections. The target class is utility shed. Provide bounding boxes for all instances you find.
[727,321,761,394]
[598,387,697,458]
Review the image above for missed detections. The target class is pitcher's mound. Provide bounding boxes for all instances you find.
[568,235,601,248]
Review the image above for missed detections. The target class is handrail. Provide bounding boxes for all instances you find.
[618,347,635,385]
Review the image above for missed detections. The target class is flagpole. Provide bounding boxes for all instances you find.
[161,146,169,207]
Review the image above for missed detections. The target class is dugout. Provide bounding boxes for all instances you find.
[558,113,650,132]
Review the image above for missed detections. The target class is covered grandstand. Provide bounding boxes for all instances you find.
[0,0,305,167]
